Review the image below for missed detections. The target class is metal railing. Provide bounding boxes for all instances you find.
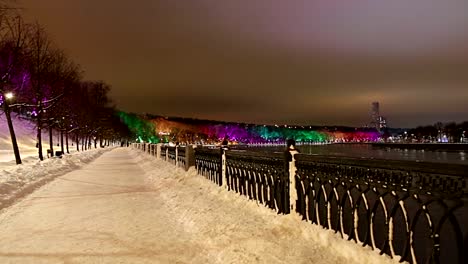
[177,147,186,169]
[293,154,468,264]
[225,150,289,214]
[131,143,468,264]
[160,145,167,160]
[167,146,176,165]
[194,147,222,185]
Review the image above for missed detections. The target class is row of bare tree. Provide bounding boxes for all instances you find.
[0,3,131,164]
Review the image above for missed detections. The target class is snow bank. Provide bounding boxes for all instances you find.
[0,147,112,210]
[0,114,66,163]
[132,150,404,264]
[0,112,107,209]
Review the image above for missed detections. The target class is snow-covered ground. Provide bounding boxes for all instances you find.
[0,113,65,164]
[0,147,110,210]
[0,113,110,210]
[0,148,402,263]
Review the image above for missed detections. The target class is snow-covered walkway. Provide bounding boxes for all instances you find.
[0,148,400,264]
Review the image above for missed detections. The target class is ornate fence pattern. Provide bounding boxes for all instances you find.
[177,147,186,169]
[194,148,222,185]
[225,151,290,214]
[131,143,468,264]
[167,147,176,165]
[160,145,167,160]
[294,154,468,264]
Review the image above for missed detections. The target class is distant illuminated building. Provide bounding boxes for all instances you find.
[370,102,380,129]
[370,102,387,131]
[378,116,387,129]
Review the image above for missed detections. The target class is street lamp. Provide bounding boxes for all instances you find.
[5,92,14,100]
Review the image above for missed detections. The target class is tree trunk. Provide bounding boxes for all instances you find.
[49,125,54,157]
[60,129,64,153]
[37,114,43,161]
[76,134,80,152]
[3,102,22,164]
[66,131,69,154]
[94,138,97,149]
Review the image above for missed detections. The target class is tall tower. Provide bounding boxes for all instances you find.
[371,102,380,129]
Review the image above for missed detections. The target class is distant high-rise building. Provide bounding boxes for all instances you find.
[370,102,387,130]
[370,102,380,129]
[378,116,387,129]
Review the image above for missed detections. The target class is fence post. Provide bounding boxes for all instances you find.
[156,143,162,159]
[175,146,179,167]
[221,148,227,188]
[289,150,298,212]
[166,147,169,161]
[185,145,196,171]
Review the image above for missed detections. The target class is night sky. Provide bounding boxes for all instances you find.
[21,0,468,128]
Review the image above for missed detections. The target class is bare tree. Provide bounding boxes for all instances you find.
[40,49,80,157]
[0,12,28,164]
[22,22,57,160]
[46,56,81,155]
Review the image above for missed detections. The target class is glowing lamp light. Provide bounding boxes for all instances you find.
[5,92,14,100]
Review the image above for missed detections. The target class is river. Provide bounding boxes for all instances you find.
[234,143,468,165]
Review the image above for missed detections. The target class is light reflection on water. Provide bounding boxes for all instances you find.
[243,144,468,165]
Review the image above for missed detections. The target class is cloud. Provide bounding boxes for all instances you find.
[22,0,468,127]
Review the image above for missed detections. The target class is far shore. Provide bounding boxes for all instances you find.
[370,142,468,152]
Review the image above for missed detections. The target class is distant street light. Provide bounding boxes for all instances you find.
[5,92,14,100]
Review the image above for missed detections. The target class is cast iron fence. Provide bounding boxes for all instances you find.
[194,147,222,185]
[160,145,167,160]
[294,154,468,264]
[167,146,176,165]
[132,143,468,264]
[225,151,290,214]
[177,147,186,169]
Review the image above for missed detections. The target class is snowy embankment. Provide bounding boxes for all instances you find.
[0,148,401,263]
[1,113,112,209]
[0,147,111,210]
[133,150,402,264]
[0,114,63,163]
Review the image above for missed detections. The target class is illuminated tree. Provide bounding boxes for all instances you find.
[118,112,158,143]
[0,10,28,164]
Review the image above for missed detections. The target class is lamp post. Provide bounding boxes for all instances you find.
[2,91,22,164]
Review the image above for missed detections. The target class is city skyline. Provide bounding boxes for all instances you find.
[20,0,468,128]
